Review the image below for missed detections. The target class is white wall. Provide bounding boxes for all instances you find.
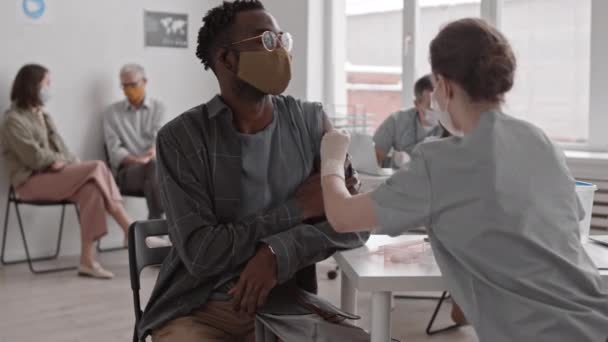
[0,0,221,261]
[588,0,608,149]
[306,0,325,103]
[261,0,310,100]
[0,0,325,262]
[323,0,347,108]
[263,0,324,102]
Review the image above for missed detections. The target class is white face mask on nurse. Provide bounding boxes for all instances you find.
[430,75,464,137]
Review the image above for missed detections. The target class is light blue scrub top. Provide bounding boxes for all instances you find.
[371,111,608,342]
[373,107,443,155]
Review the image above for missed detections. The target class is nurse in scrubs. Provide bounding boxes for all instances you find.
[320,18,608,342]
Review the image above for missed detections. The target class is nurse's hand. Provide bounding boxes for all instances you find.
[321,129,351,179]
[392,151,410,169]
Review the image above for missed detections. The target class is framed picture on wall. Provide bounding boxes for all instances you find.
[144,11,188,48]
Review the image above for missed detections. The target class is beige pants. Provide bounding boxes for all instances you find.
[152,301,255,342]
[17,160,123,243]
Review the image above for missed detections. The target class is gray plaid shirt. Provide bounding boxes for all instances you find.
[138,95,368,338]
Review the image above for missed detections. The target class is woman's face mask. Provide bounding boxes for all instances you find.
[432,76,464,137]
[39,86,51,105]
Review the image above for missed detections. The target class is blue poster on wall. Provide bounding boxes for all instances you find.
[17,0,52,23]
[22,0,45,19]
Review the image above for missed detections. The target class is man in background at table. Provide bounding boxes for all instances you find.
[373,74,445,168]
[103,63,165,220]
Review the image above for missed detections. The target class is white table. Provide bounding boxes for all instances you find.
[358,173,390,193]
[335,234,608,342]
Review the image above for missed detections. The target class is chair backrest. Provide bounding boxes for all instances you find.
[128,220,170,341]
[103,144,111,168]
[8,186,17,201]
[128,219,171,291]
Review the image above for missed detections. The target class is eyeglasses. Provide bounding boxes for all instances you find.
[229,31,293,52]
[121,79,144,89]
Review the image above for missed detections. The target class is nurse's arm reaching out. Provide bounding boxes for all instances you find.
[320,130,379,232]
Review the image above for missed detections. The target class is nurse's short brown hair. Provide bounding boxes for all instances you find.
[430,18,516,103]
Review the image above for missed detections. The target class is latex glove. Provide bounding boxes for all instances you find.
[321,129,350,179]
[392,151,410,169]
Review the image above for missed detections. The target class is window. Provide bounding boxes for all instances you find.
[344,0,403,133]
[343,0,480,133]
[416,0,481,77]
[502,0,591,143]
[335,0,596,146]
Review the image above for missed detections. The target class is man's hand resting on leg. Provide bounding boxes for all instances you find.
[229,244,278,316]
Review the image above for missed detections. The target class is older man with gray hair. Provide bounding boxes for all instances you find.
[103,63,166,219]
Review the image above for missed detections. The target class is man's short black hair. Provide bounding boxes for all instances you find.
[196,0,265,71]
[414,74,434,99]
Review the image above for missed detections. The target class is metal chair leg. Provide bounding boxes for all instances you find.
[49,204,67,259]
[1,194,12,264]
[2,201,59,265]
[75,205,81,221]
[11,202,76,274]
[394,293,448,300]
[426,291,461,335]
[133,288,143,342]
[133,325,139,342]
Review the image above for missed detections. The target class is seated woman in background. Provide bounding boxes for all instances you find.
[0,64,132,279]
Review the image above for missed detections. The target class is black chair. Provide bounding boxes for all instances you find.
[128,219,171,342]
[393,291,460,335]
[327,265,339,280]
[96,145,145,253]
[1,186,80,274]
[425,291,461,335]
[391,232,460,335]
